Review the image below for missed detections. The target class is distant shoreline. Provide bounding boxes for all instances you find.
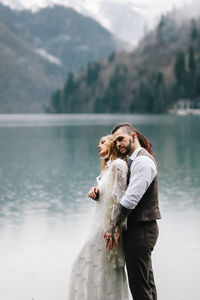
[169,109,200,115]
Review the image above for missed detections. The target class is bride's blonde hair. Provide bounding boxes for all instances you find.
[100,134,123,171]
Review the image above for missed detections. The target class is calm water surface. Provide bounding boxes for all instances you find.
[0,114,200,300]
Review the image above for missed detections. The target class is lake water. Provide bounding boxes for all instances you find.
[0,114,199,300]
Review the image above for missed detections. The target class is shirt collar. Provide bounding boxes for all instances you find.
[129,147,143,161]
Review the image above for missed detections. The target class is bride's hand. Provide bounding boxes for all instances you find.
[88,186,99,200]
[106,236,114,250]
[104,225,120,250]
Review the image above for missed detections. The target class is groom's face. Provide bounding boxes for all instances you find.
[113,128,132,156]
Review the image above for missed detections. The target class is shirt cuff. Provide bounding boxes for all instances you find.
[119,204,132,215]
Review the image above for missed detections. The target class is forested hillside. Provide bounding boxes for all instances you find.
[47,3,200,113]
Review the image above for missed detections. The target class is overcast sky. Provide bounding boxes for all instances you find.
[1,0,195,17]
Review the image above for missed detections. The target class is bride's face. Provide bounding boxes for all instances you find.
[98,137,109,157]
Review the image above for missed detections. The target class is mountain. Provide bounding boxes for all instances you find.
[0,4,124,71]
[0,19,65,112]
[0,3,124,112]
[47,2,200,114]
[0,0,150,45]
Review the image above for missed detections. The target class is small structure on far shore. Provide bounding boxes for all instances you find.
[169,99,200,115]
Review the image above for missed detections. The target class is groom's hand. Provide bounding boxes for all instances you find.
[88,186,99,200]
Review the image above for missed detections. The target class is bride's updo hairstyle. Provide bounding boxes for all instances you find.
[100,134,124,171]
[112,122,156,157]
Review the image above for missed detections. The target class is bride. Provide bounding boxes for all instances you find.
[67,135,129,300]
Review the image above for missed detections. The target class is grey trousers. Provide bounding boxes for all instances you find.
[123,220,159,300]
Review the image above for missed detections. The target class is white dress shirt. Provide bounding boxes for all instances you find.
[120,147,157,210]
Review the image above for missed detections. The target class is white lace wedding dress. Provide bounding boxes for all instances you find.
[67,158,129,300]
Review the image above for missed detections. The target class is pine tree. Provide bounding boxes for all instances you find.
[191,19,198,42]
[51,90,61,113]
[174,51,187,98]
[188,46,197,98]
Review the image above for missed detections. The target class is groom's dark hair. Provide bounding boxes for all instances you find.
[112,122,134,135]
[112,122,156,157]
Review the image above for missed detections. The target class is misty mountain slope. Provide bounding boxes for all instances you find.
[0,20,66,112]
[47,2,200,113]
[0,0,148,45]
[0,3,124,71]
[0,3,124,113]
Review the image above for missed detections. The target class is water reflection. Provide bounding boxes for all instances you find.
[0,114,199,300]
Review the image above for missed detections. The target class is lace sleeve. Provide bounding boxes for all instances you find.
[111,159,128,224]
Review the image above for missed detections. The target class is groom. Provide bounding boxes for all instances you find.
[104,122,161,300]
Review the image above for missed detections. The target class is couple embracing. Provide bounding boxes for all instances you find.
[68,122,161,300]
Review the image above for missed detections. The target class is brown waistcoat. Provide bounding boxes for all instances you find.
[127,148,161,224]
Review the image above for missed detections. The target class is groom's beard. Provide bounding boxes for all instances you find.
[119,139,132,157]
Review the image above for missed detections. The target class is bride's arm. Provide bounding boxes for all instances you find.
[104,159,128,250]
[111,159,128,223]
